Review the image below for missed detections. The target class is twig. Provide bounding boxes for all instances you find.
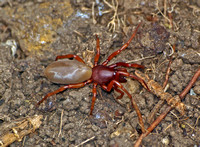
[147,99,165,124]
[75,136,96,147]
[58,109,64,137]
[73,30,84,38]
[184,122,196,131]
[132,96,146,133]
[163,123,173,132]
[135,70,185,115]
[194,116,200,127]
[163,57,173,88]
[92,2,97,24]
[126,55,155,63]
[134,68,200,147]
[179,68,200,99]
[148,47,174,123]
[0,115,43,147]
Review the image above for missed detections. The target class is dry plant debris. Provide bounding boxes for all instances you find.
[134,68,200,147]
[0,115,43,147]
[135,70,185,115]
[102,0,120,32]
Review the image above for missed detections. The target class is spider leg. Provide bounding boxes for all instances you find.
[90,83,98,115]
[102,22,142,66]
[101,80,145,133]
[113,85,124,99]
[101,84,125,100]
[116,70,150,91]
[55,54,85,63]
[108,62,144,69]
[94,35,100,66]
[37,79,92,106]
[112,86,127,107]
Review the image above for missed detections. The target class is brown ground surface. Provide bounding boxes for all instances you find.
[0,0,200,146]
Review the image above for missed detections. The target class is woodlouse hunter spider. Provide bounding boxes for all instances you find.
[37,22,148,132]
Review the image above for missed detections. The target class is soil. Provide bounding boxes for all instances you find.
[0,0,200,146]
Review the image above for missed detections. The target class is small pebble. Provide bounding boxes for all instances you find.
[161,136,170,145]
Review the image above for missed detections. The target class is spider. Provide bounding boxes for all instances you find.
[37,22,148,132]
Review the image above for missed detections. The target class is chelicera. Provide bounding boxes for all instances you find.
[37,23,148,131]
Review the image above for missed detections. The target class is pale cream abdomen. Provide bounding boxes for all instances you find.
[44,59,92,84]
